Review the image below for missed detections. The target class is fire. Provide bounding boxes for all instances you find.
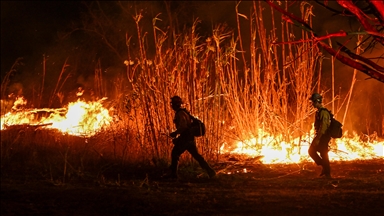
[220,128,384,164]
[1,97,112,137]
[1,97,383,163]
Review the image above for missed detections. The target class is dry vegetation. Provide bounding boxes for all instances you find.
[1,1,328,175]
[1,2,383,215]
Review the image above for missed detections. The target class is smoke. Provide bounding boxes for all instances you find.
[349,78,384,135]
[6,83,24,99]
[307,1,384,136]
[331,46,384,136]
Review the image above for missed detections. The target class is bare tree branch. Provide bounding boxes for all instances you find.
[337,42,384,73]
[368,0,384,24]
[318,41,384,82]
[336,0,384,45]
[265,0,384,83]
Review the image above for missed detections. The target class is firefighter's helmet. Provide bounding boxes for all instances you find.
[170,96,183,105]
[309,93,322,103]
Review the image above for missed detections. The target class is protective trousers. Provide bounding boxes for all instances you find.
[170,135,214,176]
[308,135,331,175]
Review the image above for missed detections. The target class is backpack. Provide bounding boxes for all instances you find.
[178,109,206,137]
[190,115,206,137]
[321,108,343,138]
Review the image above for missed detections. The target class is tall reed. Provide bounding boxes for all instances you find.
[1,1,338,170]
[110,1,325,163]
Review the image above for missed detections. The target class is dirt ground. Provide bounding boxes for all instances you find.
[1,159,383,216]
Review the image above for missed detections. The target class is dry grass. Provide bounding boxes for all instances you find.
[1,2,370,183]
[112,1,323,163]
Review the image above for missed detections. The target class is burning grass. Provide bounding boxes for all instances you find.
[1,1,383,184]
[1,120,382,185]
[1,2,383,215]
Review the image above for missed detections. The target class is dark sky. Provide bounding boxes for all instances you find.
[1,1,245,76]
[0,1,342,75]
[1,1,382,86]
[1,1,233,74]
[1,1,82,74]
[0,1,340,75]
[1,1,384,134]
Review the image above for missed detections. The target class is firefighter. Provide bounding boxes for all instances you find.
[166,95,216,179]
[308,93,332,178]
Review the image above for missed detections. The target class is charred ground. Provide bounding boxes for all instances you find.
[1,158,383,216]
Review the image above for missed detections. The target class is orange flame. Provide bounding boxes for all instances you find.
[1,97,112,137]
[220,128,383,164]
[2,97,383,163]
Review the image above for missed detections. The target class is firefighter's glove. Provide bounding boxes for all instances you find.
[170,131,178,138]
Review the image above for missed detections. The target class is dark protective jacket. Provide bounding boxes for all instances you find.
[173,108,192,136]
[314,107,331,136]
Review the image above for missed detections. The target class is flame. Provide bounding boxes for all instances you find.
[220,128,384,164]
[76,87,84,97]
[1,97,383,163]
[12,97,27,109]
[1,97,112,137]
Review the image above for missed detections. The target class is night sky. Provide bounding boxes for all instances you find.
[1,1,83,74]
[0,1,349,76]
[1,1,383,134]
[0,1,347,75]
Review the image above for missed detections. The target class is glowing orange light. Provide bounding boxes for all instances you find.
[1,97,383,163]
[1,97,112,137]
[220,128,383,164]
